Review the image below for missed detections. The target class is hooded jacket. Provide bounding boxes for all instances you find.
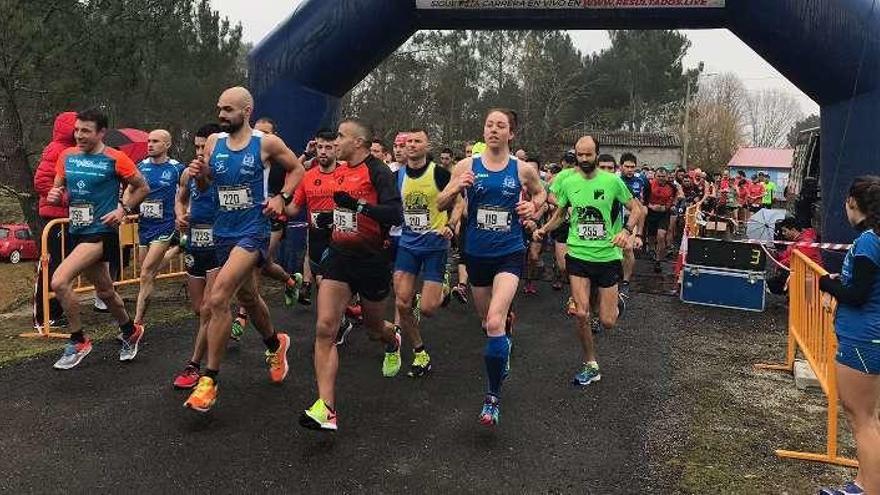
[34,112,76,219]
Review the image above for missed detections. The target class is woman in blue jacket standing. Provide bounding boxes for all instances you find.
[819,176,880,495]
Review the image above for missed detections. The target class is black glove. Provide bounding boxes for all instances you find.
[315,212,333,229]
[333,191,359,211]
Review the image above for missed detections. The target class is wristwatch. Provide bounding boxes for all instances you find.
[122,204,134,215]
[280,192,293,205]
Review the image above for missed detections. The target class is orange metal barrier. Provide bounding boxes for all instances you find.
[755,250,858,467]
[683,205,701,238]
[22,216,187,339]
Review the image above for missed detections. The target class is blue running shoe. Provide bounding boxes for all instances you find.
[479,394,500,426]
[819,482,864,495]
[572,362,601,387]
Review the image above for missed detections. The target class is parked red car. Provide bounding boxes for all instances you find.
[0,224,38,264]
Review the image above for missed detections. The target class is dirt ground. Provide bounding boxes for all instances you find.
[0,258,860,492]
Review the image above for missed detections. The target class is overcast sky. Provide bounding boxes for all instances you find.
[213,0,819,115]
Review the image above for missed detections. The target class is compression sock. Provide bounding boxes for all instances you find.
[263,333,280,353]
[120,320,135,338]
[484,335,511,396]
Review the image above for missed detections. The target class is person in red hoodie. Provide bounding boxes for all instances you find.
[32,112,77,328]
[768,217,823,294]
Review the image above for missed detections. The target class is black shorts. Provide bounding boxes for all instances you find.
[70,232,120,265]
[185,249,219,278]
[552,222,569,243]
[464,250,525,287]
[646,211,671,236]
[566,255,622,289]
[321,249,392,302]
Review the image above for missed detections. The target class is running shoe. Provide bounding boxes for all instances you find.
[566,296,577,316]
[552,279,563,291]
[173,364,200,389]
[299,398,338,431]
[265,333,291,383]
[93,297,109,313]
[298,282,312,306]
[231,315,247,341]
[184,376,217,413]
[452,283,468,305]
[478,394,500,426]
[522,281,537,295]
[572,362,601,387]
[618,290,627,318]
[408,349,432,378]
[619,281,630,299]
[53,339,92,370]
[412,293,422,324]
[119,323,145,362]
[818,482,865,495]
[284,272,304,307]
[335,317,353,346]
[382,328,402,377]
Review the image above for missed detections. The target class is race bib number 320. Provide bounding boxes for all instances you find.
[333,208,357,233]
[69,203,94,228]
[404,210,430,232]
[577,222,606,240]
[476,207,511,232]
[218,186,253,211]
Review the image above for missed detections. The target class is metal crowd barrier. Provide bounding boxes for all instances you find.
[755,250,858,467]
[21,215,187,339]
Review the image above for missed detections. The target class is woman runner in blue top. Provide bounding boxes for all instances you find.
[438,108,546,427]
[818,176,880,495]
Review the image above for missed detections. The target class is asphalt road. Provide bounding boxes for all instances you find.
[0,275,682,493]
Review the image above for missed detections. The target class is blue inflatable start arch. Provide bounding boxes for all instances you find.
[249,0,880,245]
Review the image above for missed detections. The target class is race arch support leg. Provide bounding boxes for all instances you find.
[820,89,880,269]
[252,82,340,154]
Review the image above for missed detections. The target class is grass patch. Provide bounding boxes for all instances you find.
[0,281,192,368]
[674,315,855,493]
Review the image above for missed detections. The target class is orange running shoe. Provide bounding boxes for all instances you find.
[265,333,290,383]
[184,376,218,413]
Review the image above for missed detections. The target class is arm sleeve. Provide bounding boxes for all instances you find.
[55,148,71,179]
[434,165,451,192]
[363,161,403,226]
[819,256,879,306]
[112,150,138,179]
